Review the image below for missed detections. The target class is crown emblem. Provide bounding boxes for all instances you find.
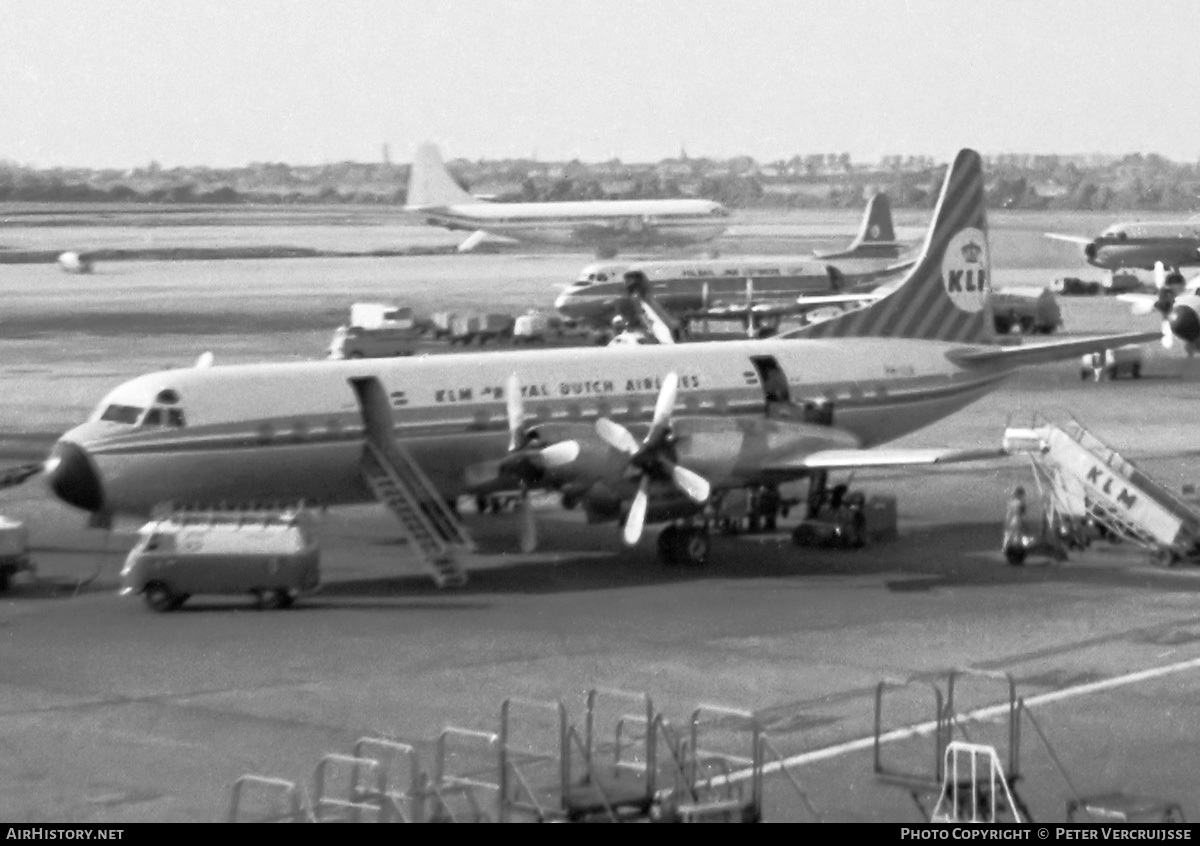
[960,241,982,263]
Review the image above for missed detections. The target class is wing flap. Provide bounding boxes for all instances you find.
[780,447,1008,471]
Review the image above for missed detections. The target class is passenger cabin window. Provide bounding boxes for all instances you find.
[100,404,144,424]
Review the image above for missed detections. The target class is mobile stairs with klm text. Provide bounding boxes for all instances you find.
[350,377,473,588]
[1003,412,1200,566]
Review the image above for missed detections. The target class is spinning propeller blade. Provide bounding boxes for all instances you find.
[623,477,650,545]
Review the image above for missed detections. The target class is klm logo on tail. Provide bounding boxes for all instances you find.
[791,148,996,345]
[943,228,990,312]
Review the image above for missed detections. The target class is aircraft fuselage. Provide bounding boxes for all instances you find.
[413,199,729,249]
[48,338,1007,517]
[1086,222,1200,271]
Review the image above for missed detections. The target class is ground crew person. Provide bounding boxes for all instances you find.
[1003,486,1028,560]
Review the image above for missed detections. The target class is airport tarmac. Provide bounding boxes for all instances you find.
[0,216,1197,823]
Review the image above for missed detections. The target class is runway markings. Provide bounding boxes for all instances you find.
[729,655,1200,783]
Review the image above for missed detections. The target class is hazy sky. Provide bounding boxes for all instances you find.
[3,0,1197,168]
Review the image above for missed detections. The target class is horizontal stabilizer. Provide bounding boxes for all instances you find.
[947,331,1159,369]
[1044,232,1092,245]
[792,447,1008,471]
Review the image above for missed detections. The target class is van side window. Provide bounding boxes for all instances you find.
[145,534,161,551]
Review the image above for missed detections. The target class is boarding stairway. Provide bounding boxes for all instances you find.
[350,376,473,588]
[227,687,821,823]
[360,441,472,587]
[1003,414,1200,564]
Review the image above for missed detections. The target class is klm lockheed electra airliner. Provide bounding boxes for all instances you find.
[44,149,1156,576]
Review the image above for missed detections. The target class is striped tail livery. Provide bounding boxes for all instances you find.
[793,148,995,344]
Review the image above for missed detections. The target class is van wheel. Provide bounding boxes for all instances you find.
[144,582,178,612]
[1003,546,1026,566]
[255,589,290,610]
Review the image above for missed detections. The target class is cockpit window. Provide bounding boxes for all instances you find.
[100,404,144,424]
[167,409,185,428]
[597,273,608,282]
[143,408,162,426]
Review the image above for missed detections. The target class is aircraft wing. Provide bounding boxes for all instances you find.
[1117,292,1160,316]
[704,293,880,320]
[770,446,1008,471]
[946,331,1160,369]
[1044,232,1093,245]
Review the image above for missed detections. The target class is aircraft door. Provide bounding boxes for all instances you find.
[749,355,791,405]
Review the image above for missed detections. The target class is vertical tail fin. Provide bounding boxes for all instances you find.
[815,192,900,259]
[791,149,996,345]
[857,193,896,246]
[405,143,480,209]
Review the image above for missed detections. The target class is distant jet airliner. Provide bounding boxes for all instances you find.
[405,143,731,254]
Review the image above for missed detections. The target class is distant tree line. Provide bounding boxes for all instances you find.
[2,151,1199,211]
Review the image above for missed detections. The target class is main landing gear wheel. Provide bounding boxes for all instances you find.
[657,526,710,567]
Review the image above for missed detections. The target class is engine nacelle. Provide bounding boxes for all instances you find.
[1168,294,1200,345]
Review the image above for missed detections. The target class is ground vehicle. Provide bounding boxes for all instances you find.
[119,507,320,611]
[990,287,1062,335]
[1052,276,1103,296]
[449,312,515,344]
[513,310,568,343]
[1080,345,1144,380]
[1105,272,1143,293]
[328,303,426,359]
[329,324,423,359]
[0,517,32,592]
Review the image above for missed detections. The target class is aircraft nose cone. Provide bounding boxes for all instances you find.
[46,441,104,513]
[1168,301,1200,344]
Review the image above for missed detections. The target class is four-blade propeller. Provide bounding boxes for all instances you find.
[593,372,710,545]
[503,373,579,552]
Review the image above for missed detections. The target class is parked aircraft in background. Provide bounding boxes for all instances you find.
[57,252,93,274]
[405,143,730,255]
[555,193,912,335]
[44,149,1155,572]
[1046,219,1200,286]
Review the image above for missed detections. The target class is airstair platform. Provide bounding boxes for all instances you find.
[351,376,473,588]
[1003,414,1200,564]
